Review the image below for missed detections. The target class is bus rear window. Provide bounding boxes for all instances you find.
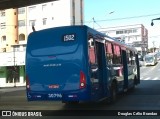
[28,34,78,56]
[31,45,78,56]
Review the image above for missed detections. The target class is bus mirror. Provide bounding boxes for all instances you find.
[88,38,94,47]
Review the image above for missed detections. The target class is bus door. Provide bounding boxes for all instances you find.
[89,40,107,100]
[127,50,137,87]
[135,54,140,84]
[121,50,128,90]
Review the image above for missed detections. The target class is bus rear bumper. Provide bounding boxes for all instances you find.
[26,89,90,102]
[62,89,90,102]
[26,91,63,101]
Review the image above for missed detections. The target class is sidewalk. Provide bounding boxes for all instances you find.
[0,86,25,93]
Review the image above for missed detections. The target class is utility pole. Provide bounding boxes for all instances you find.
[152,41,155,53]
[92,17,102,29]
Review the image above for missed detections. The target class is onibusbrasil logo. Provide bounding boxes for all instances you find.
[1,111,42,117]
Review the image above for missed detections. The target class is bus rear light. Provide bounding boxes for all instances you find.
[26,75,30,90]
[80,71,86,89]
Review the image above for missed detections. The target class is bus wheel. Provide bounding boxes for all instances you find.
[109,83,117,103]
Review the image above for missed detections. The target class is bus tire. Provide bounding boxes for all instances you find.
[109,82,117,103]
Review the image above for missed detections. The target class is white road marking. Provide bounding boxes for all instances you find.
[140,77,143,80]
[143,77,151,80]
[141,77,160,80]
[152,77,159,80]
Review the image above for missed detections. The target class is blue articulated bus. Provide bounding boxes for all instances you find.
[26,25,140,104]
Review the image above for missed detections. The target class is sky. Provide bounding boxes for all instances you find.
[84,0,160,48]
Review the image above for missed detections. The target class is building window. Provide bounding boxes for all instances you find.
[0,22,6,29]
[18,20,25,27]
[19,34,25,41]
[133,29,137,33]
[28,6,36,13]
[14,46,20,52]
[43,18,47,25]
[42,4,47,11]
[116,30,123,34]
[2,48,6,52]
[18,8,25,14]
[116,29,138,35]
[0,10,5,17]
[29,20,36,26]
[1,36,6,42]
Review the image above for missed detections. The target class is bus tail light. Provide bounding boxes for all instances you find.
[80,71,86,89]
[26,75,30,90]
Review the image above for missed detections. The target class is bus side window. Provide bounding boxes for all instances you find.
[112,45,121,64]
[130,51,135,65]
[89,47,96,64]
[88,36,96,64]
[127,50,131,65]
[105,42,113,64]
[88,37,99,81]
[127,50,135,65]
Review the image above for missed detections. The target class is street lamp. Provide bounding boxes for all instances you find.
[152,41,155,53]
[151,17,160,26]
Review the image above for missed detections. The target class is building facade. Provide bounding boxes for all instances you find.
[99,24,148,56]
[0,0,84,87]
[0,9,18,52]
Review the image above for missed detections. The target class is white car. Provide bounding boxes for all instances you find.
[157,52,160,60]
[139,61,143,67]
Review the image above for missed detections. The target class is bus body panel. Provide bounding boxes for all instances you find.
[26,26,91,101]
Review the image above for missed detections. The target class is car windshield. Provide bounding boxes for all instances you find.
[157,53,160,57]
[145,56,153,61]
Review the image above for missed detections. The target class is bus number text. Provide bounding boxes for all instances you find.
[48,93,62,98]
[63,34,75,42]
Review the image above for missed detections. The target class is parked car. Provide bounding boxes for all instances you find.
[139,61,143,67]
[138,54,144,67]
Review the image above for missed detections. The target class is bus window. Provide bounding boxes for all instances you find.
[130,51,135,65]
[89,47,96,64]
[88,37,96,64]
[127,50,135,65]
[88,37,98,82]
[127,50,131,65]
[112,45,121,64]
[105,42,113,64]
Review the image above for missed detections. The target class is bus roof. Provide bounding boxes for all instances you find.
[28,25,138,53]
